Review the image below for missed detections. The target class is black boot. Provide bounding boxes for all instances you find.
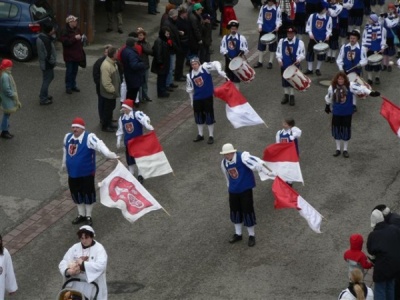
[0,131,13,139]
[289,95,295,106]
[281,94,289,104]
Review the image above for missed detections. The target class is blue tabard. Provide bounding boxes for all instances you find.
[343,46,362,72]
[122,114,143,146]
[224,152,256,194]
[191,70,214,100]
[279,130,300,154]
[311,14,329,41]
[282,38,300,68]
[261,6,278,33]
[332,87,354,116]
[225,34,241,59]
[66,132,96,178]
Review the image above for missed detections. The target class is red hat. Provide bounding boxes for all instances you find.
[122,99,134,110]
[287,26,297,33]
[71,117,85,129]
[0,59,13,70]
[388,3,395,9]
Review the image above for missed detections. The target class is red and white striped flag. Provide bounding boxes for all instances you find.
[128,131,173,179]
[214,81,265,128]
[98,161,163,223]
[272,176,322,233]
[380,97,400,138]
[263,142,304,184]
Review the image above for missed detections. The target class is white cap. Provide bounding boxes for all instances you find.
[79,225,95,236]
[220,143,237,154]
[371,209,384,228]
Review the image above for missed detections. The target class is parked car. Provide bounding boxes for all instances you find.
[0,0,55,62]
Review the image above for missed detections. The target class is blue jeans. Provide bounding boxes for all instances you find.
[39,68,54,102]
[374,279,395,300]
[166,54,176,87]
[65,61,79,90]
[1,113,10,131]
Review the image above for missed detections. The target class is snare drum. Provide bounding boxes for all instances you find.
[283,65,311,91]
[347,72,372,99]
[313,42,329,55]
[229,57,256,82]
[368,53,383,66]
[260,33,276,45]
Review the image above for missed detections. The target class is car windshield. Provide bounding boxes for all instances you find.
[30,0,53,21]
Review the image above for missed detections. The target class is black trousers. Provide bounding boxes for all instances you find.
[102,97,116,128]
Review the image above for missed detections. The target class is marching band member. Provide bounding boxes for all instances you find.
[336,29,367,112]
[278,0,296,40]
[326,0,343,63]
[382,3,399,72]
[362,13,387,85]
[186,57,227,145]
[254,0,282,69]
[220,20,249,90]
[304,1,332,76]
[324,71,380,158]
[294,0,306,40]
[276,26,305,106]
[348,0,364,32]
[338,0,354,46]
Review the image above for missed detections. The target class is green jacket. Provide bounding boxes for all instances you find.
[0,71,21,114]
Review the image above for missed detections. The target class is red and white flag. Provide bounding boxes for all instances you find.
[263,142,304,184]
[214,81,265,128]
[98,161,163,223]
[272,176,322,233]
[380,97,400,138]
[128,131,173,179]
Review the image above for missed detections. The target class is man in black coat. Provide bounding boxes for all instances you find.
[105,0,125,34]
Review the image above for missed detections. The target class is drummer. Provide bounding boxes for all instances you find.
[253,0,282,69]
[276,26,305,106]
[361,13,387,85]
[336,29,367,76]
[220,20,249,90]
[304,1,332,76]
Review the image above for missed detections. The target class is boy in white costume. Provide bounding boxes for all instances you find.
[0,235,17,300]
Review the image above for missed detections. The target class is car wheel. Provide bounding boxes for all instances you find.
[10,39,33,62]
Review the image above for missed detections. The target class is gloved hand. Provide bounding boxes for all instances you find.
[116,140,121,149]
[60,163,66,172]
[224,54,231,61]
[325,104,331,114]
[198,40,203,44]
[238,50,244,57]
[370,90,381,97]
[356,63,362,68]
[218,70,227,78]
[145,124,154,131]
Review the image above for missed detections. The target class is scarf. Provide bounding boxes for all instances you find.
[333,85,348,103]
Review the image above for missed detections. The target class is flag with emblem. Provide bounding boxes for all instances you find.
[98,161,163,223]
[380,97,400,138]
[272,176,322,233]
[214,81,265,128]
[127,131,173,179]
[262,142,304,184]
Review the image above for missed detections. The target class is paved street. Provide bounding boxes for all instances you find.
[1,1,400,299]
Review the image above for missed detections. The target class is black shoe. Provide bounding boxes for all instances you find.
[304,70,313,75]
[353,105,357,112]
[102,126,116,132]
[138,175,144,184]
[66,89,72,94]
[375,78,380,85]
[158,93,170,98]
[40,100,53,106]
[170,83,178,88]
[72,215,86,225]
[281,94,289,104]
[388,66,392,72]
[381,65,387,71]
[370,91,380,97]
[47,95,53,101]
[167,88,174,92]
[148,12,157,15]
[325,56,331,63]
[144,96,152,102]
[367,79,373,85]
[193,135,204,142]
[253,62,263,68]
[289,95,295,106]
[106,28,113,32]
[71,87,80,92]
[330,57,335,63]
[207,136,214,144]
[175,76,186,82]
[0,131,13,139]
[118,29,123,34]
[229,234,243,244]
[315,69,321,76]
[156,10,160,13]
[343,151,349,158]
[86,217,93,226]
[333,150,341,157]
[248,236,256,247]
[266,62,273,69]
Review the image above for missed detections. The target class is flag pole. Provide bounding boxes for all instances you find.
[264,122,269,128]
[161,206,171,217]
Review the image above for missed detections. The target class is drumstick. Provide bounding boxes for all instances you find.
[346,65,360,73]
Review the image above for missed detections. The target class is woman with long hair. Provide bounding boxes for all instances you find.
[338,268,374,300]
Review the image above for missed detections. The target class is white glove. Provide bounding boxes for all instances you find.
[108,152,119,159]
[116,140,121,149]
[60,163,66,172]
[218,71,227,78]
[190,99,193,107]
[145,124,154,131]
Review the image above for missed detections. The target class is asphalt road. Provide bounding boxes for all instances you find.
[1,1,400,299]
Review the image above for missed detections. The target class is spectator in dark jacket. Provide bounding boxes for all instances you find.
[175,5,190,80]
[151,27,172,98]
[189,3,205,59]
[36,22,56,106]
[136,28,153,102]
[162,9,182,90]
[105,0,125,33]
[367,209,400,300]
[200,13,212,62]
[120,37,146,101]
[59,15,85,94]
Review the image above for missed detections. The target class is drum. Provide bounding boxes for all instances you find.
[347,72,372,99]
[368,53,383,66]
[313,42,329,55]
[229,57,256,82]
[260,33,276,45]
[283,65,311,91]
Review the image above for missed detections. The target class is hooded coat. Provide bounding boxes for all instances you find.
[343,234,373,272]
[151,28,172,75]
